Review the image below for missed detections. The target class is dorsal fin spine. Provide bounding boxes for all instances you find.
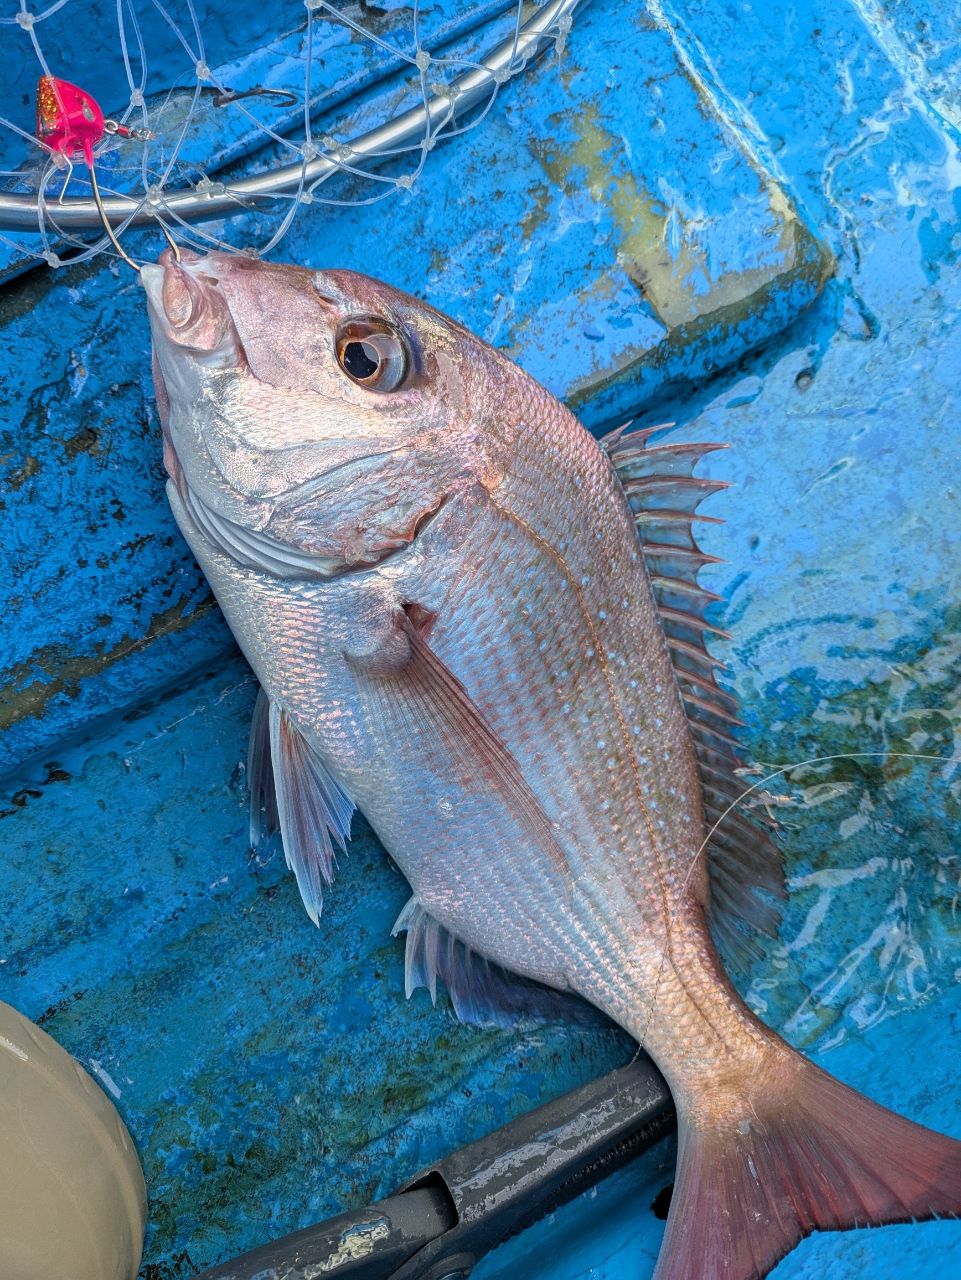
[674,667,739,706]
[650,574,724,605]
[632,507,726,528]
[681,691,746,727]
[658,605,733,640]
[604,423,785,972]
[643,542,723,566]
[667,635,728,671]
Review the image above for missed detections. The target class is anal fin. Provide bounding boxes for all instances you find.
[393,898,605,1029]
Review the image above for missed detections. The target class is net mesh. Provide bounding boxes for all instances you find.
[0,0,570,267]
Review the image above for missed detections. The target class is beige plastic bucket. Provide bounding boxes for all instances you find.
[0,1000,146,1280]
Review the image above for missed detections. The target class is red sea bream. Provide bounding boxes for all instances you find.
[143,250,961,1280]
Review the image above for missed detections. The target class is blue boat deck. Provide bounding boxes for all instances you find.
[2,1,960,1276]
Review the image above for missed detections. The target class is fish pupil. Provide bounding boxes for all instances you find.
[342,339,379,380]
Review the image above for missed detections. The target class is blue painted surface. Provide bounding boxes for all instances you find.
[1,1,961,1278]
[0,0,825,774]
[0,661,635,1271]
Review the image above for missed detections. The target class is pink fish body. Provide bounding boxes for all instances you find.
[144,250,961,1280]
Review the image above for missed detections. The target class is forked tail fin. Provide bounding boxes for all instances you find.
[655,1053,961,1280]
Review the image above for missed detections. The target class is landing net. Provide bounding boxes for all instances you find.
[0,0,582,267]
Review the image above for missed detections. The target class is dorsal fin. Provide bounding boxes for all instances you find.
[604,423,785,969]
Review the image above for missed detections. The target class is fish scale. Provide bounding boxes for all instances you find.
[143,251,961,1280]
[492,445,706,960]
[411,499,667,1001]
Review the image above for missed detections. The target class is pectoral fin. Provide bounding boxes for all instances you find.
[251,698,355,924]
[350,602,570,884]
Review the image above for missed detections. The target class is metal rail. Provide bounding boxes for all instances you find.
[193,1057,674,1280]
[0,0,585,232]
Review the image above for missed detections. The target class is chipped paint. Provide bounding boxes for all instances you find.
[538,108,806,329]
[0,594,216,736]
[307,1216,391,1274]
[564,225,832,415]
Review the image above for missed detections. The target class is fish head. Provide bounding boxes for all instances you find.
[142,250,516,574]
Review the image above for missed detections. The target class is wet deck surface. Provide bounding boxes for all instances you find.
[2,1,961,1277]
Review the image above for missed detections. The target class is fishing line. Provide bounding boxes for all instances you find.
[639,748,961,1044]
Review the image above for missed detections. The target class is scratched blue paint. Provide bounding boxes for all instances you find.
[1,1,961,1279]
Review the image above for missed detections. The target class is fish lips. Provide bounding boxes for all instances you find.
[141,251,238,364]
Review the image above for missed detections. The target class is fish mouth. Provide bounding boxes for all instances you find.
[140,260,168,315]
[145,252,447,581]
[142,257,193,495]
[142,255,318,576]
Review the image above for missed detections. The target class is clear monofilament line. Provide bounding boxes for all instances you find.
[638,748,961,1043]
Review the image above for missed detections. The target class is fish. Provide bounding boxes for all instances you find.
[143,248,961,1280]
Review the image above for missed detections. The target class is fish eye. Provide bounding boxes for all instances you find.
[335,317,409,392]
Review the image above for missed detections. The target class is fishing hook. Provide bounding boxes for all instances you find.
[35,74,181,273]
[211,86,299,110]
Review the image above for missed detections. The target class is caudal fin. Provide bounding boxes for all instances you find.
[655,1054,961,1280]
